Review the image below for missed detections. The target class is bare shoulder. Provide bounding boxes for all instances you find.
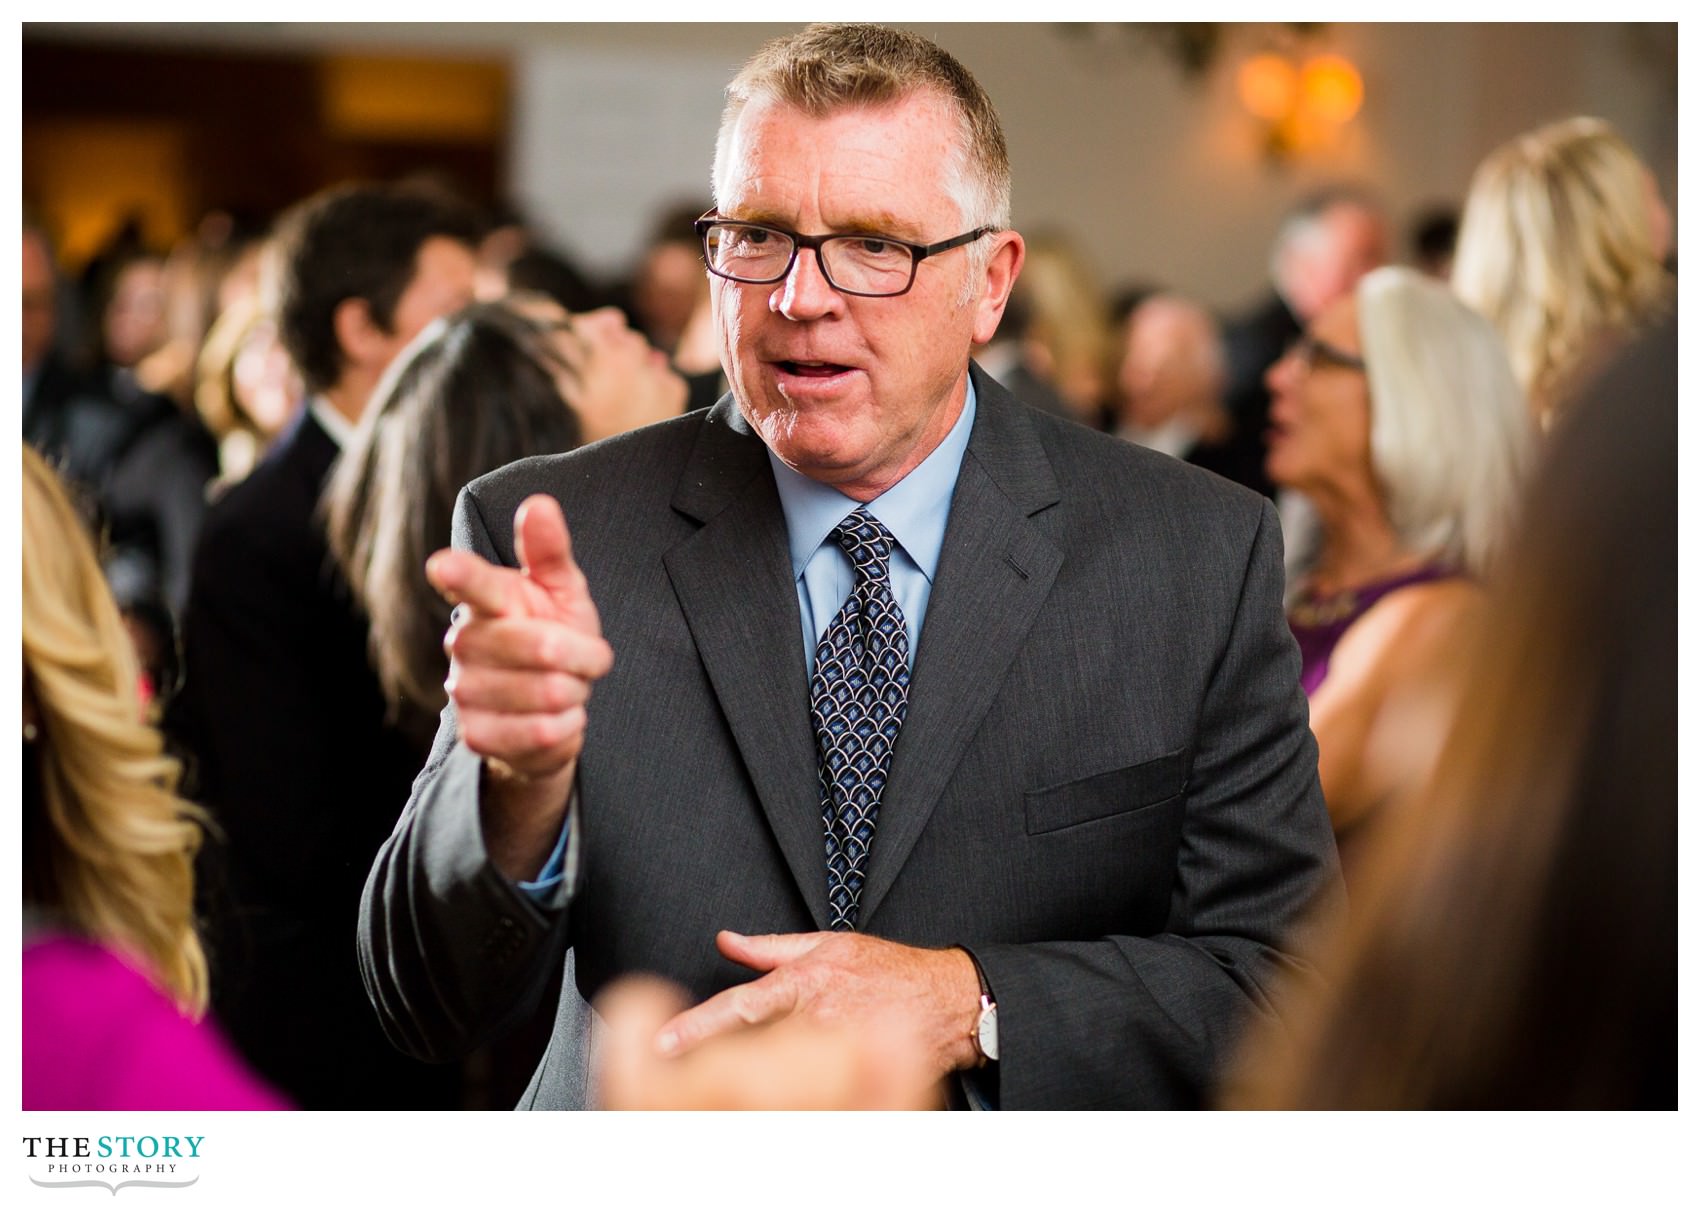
[1331,577,1483,684]
[1310,575,1482,829]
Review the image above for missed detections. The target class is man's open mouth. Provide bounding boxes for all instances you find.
[776,360,851,377]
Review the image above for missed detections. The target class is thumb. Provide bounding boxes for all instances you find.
[716,930,825,972]
[593,976,691,1111]
[513,494,580,597]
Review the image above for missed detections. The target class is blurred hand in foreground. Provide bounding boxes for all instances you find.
[595,973,943,1110]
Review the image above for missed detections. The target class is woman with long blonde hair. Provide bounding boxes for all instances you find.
[23,446,282,1109]
[1452,116,1672,426]
[1006,232,1118,423]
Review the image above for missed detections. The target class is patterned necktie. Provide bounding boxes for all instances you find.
[810,509,911,931]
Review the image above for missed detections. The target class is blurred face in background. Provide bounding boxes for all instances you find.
[374,237,478,373]
[1263,295,1373,500]
[232,317,302,436]
[1282,203,1389,323]
[514,296,687,444]
[1116,296,1225,434]
[633,241,708,355]
[103,257,168,369]
[22,231,56,375]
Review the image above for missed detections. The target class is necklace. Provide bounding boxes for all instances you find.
[1287,582,1365,628]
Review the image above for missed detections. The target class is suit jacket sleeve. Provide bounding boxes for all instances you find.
[357,484,573,1063]
[968,496,1340,1109]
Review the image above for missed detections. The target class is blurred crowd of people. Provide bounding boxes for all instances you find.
[21,92,1674,1112]
[24,181,704,1110]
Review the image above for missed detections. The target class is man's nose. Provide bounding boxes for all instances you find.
[772,247,845,321]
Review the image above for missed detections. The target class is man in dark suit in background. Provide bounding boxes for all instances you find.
[360,24,1340,1110]
[1220,187,1388,499]
[170,184,478,1108]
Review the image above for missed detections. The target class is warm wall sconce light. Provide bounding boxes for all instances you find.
[1301,54,1364,124]
[1238,52,1298,121]
[1237,48,1364,163]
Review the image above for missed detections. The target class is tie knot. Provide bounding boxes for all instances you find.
[829,509,898,581]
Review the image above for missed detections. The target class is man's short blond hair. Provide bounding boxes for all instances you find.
[712,23,1012,241]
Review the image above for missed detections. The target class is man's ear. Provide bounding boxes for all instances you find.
[970,231,1025,346]
[332,296,388,372]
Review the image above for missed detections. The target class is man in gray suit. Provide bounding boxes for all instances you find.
[359,24,1341,1110]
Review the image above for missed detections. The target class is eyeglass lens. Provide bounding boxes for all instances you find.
[1291,335,1364,372]
[703,223,914,295]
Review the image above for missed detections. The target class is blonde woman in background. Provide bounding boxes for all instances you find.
[22,446,283,1110]
[1452,116,1672,427]
[1265,267,1533,871]
[1005,231,1118,425]
[194,293,304,489]
[193,237,304,490]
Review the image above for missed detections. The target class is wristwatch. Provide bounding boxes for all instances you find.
[961,947,999,1066]
[972,994,999,1065]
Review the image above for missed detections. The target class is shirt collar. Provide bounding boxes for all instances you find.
[768,376,977,583]
[308,395,355,450]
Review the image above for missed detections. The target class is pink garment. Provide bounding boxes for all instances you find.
[23,934,289,1110]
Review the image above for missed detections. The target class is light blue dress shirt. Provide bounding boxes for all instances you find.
[519,382,978,897]
[770,379,976,675]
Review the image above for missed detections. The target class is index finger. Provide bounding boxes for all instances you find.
[425,547,522,617]
[716,930,826,972]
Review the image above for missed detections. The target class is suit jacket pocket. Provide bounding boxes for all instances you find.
[1024,748,1190,836]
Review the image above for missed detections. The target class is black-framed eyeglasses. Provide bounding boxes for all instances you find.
[694,210,995,298]
[1286,334,1367,374]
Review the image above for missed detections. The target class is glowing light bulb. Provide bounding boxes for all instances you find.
[1300,54,1364,125]
[1237,53,1299,122]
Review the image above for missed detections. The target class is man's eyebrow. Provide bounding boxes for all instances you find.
[720,207,793,229]
[832,214,925,240]
[720,208,925,241]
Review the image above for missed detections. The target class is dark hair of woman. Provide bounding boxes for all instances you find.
[324,297,583,747]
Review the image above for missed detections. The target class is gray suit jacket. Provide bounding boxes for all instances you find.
[358,364,1341,1109]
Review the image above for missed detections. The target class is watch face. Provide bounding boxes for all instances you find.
[977,1003,999,1063]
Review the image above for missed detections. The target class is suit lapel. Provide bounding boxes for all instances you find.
[661,378,1066,932]
[662,400,829,929]
[858,368,1063,926]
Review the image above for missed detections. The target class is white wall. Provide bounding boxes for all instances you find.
[510,43,732,276]
[500,22,1675,310]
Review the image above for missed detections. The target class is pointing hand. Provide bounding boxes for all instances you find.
[425,495,613,875]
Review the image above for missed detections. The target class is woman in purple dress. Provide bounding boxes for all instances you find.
[22,447,285,1110]
[1264,267,1532,858]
